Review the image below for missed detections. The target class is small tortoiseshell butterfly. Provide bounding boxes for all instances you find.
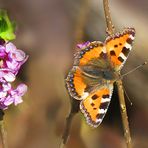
[66,28,135,128]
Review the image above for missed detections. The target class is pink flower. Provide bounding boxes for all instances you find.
[0,42,28,81]
[77,41,90,49]
[0,82,27,110]
[0,41,28,110]
[0,69,15,82]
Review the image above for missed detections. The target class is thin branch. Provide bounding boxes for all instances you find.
[103,0,132,148]
[103,0,114,35]
[60,99,80,148]
[0,110,8,148]
[61,1,89,147]
[116,80,132,148]
[61,113,75,145]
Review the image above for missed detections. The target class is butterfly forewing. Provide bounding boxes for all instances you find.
[105,28,135,71]
[74,41,106,66]
[66,41,107,100]
[66,67,88,100]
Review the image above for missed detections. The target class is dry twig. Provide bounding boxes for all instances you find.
[0,110,8,148]
[103,0,132,147]
[61,0,89,147]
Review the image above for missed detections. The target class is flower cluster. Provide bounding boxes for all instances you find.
[0,41,28,109]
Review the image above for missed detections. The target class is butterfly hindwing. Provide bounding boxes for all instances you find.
[105,27,135,70]
[80,83,113,128]
[66,67,88,100]
[66,66,105,100]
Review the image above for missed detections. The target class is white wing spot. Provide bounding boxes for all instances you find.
[102,46,107,53]
[101,98,111,103]
[98,109,107,114]
[129,35,135,40]
[81,92,89,99]
[119,53,127,60]
[96,119,102,123]
[125,43,132,50]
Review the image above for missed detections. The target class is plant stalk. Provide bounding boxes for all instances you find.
[103,0,132,147]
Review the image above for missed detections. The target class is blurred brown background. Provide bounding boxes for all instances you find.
[0,0,148,148]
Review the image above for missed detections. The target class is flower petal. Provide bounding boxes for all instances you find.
[5,42,16,53]
[14,96,23,105]
[10,49,26,62]
[0,91,7,98]
[77,41,90,49]
[15,84,28,96]
[3,96,14,106]
[6,60,19,70]
[0,46,6,57]
[2,82,11,91]
[3,72,15,82]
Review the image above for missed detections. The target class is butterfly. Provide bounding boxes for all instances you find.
[65,28,135,128]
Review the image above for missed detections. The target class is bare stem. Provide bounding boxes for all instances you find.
[60,99,80,148]
[103,0,114,35]
[0,110,8,148]
[103,0,132,147]
[116,80,132,148]
[60,112,76,148]
[61,0,89,147]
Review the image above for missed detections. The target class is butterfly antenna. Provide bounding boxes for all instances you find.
[119,61,148,105]
[122,86,133,106]
[121,61,147,78]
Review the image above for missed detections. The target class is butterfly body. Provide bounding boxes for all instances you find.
[66,28,135,128]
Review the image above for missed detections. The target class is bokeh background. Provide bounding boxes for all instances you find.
[0,0,147,148]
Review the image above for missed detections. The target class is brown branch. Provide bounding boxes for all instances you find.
[116,80,132,148]
[61,0,89,147]
[60,99,80,148]
[103,0,132,148]
[103,0,114,35]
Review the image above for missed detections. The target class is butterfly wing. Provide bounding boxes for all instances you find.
[66,41,109,100]
[105,27,135,71]
[80,83,113,128]
[74,41,107,66]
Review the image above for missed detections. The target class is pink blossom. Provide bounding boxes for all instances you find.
[77,41,90,49]
[0,82,27,110]
[0,42,28,81]
[0,41,28,110]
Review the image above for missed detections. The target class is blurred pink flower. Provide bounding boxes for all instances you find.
[77,41,90,49]
[0,42,28,81]
[0,41,28,110]
[0,82,27,109]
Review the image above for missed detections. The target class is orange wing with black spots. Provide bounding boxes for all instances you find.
[105,28,135,71]
[74,41,106,66]
[80,84,113,128]
[66,41,108,100]
[66,66,104,100]
[66,67,87,100]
